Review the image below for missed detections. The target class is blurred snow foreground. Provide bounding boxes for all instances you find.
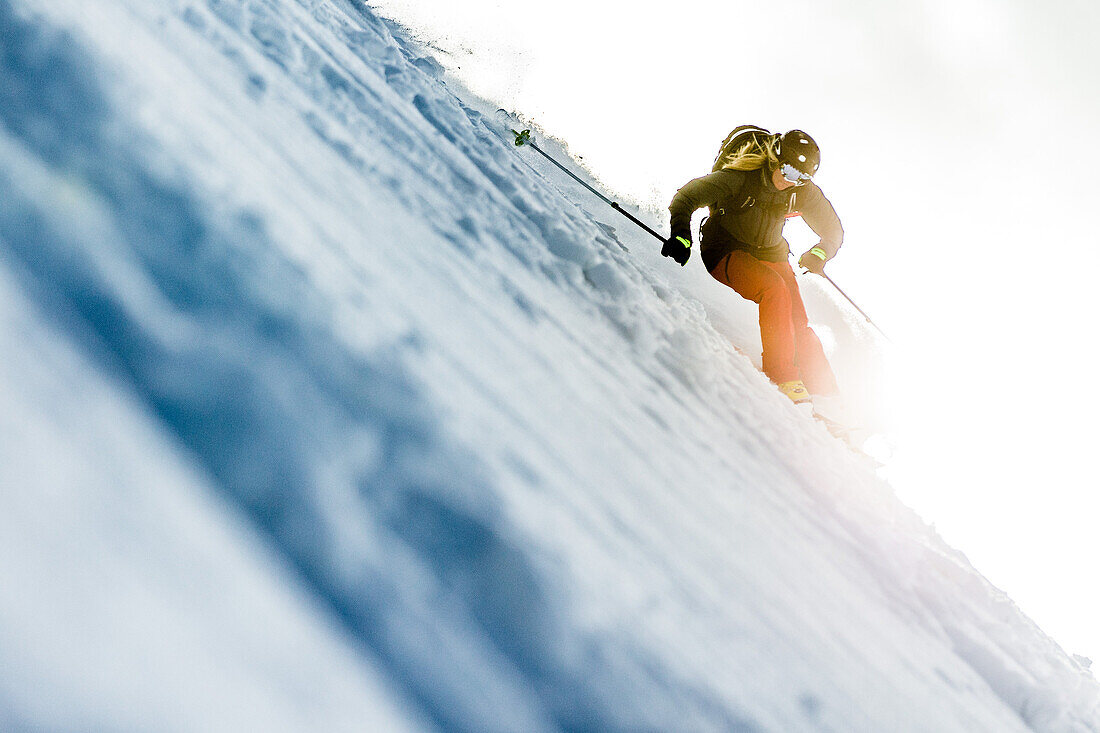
[0,0,1097,731]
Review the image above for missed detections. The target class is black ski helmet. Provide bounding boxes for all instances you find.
[775,130,821,176]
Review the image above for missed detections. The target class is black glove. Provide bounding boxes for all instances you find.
[662,232,692,266]
[798,246,828,275]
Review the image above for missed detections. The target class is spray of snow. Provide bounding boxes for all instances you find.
[1,0,1097,730]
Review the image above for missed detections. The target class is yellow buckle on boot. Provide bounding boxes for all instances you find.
[777,380,811,404]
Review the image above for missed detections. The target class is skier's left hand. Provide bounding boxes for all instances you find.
[798,246,828,275]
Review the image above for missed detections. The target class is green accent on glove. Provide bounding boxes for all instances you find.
[676,236,692,249]
[809,246,827,261]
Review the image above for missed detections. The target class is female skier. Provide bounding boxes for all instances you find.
[661,127,844,418]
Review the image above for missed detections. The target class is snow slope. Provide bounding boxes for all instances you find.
[0,0,1097,730]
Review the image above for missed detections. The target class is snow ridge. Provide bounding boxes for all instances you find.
[0,0,1097,730]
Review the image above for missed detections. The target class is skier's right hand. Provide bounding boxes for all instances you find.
[662,232,692,266]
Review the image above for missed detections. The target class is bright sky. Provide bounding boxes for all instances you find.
[368,0,1100,663]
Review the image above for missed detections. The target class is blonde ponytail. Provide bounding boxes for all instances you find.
[720,135,780,172]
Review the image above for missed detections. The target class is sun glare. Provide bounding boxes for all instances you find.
[371,0,1100,664]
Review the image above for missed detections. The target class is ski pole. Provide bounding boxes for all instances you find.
[819,272,892,342]
[512,129,665,243]
[513,127,891,341]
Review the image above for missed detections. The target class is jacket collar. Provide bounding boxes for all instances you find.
[760,166,779,192]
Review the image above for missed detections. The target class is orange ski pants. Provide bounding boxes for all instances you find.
[710,251,839,395]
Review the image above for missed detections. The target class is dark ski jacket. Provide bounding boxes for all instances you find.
[669,167,843,272]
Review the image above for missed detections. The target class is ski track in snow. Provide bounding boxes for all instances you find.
[1,0,1098,731]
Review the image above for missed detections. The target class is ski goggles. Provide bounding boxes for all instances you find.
[779,162,813,185]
